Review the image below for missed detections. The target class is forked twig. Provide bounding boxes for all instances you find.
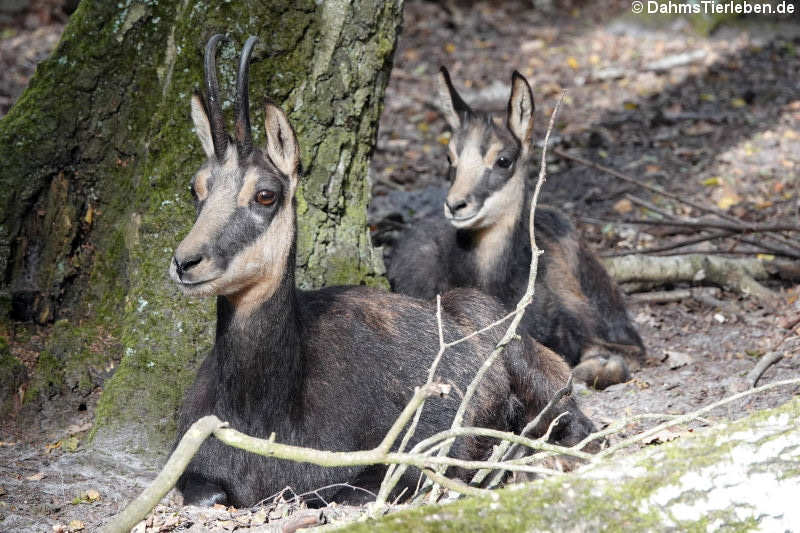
[470,377,574,488]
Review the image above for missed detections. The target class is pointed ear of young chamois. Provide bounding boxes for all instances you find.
[507,70,535,150]
[191,93,216,159]
[263,101,300,180]
[437,66,471,130]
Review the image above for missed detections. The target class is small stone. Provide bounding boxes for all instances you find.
[664,350,692,369]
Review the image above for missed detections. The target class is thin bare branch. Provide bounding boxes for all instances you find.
[601,231,733,257]
[556,148,800,255]
[99,415,227,533]
[471,377,574,487]
[593,377,800,460]
[427,92,566,497]
[103,372,800,533]
[376,296,452,506]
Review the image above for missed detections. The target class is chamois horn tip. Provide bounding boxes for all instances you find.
[235,35,259,158]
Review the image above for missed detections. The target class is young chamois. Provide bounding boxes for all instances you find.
[170,36,594,508]
[389,68,645,390]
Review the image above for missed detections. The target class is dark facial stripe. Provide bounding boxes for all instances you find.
[213,200,281,269]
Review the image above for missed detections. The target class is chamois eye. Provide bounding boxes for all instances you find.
[496,156,513,169]
[255,190,276,206]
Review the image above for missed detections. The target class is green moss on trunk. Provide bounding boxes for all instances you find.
[0,0,401,453]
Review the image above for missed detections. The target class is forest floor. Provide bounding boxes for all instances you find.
[1,1,800,531]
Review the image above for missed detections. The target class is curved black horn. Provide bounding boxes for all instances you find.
[235,36,258,158]
[204,34,228,161]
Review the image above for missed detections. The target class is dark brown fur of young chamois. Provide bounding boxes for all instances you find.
[170,36,594,508]
[388,68,645,390]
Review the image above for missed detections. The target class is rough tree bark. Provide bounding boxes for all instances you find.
[0,0,401,451]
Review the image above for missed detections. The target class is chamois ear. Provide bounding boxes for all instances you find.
[191,93,216,159]
[507,71,535,148]
[264,100,299,179]
[437,66,471,130]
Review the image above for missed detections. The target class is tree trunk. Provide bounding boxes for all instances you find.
[0,0,401,451]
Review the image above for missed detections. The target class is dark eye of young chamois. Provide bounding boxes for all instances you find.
[437,67,534,231]
[169,35,299,315]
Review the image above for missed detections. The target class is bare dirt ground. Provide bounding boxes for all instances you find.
[1,1,799,531]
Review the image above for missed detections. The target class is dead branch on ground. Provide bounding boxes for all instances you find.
[627,287,725,306]
[747,332,800,388]
[555,148,800,258]
[101,377,800,533]
[601,253,800,300]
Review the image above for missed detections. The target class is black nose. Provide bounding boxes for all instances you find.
[174,254,203,276]
[446,198,468,214]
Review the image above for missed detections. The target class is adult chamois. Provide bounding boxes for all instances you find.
[389,68,645,390]
[170,36,594,508]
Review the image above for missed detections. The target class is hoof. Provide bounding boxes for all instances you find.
[180,476,229,507]
[573,355,630,390]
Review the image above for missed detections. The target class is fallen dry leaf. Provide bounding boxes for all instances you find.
[63,436,80,452]
[715,184,741,210]
[684,121,715,136]
[645,164,661,174]
[251,508,268,525]
[68,519,84,532]
[644,429,682,445]
[612,198,633,214]
[66,422,93,435]
[520,39,544,53]
[25,472,46,482]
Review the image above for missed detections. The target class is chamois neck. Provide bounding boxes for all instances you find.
[466,174,529,286]
[212,240,303,421]
[216,249,298,336]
